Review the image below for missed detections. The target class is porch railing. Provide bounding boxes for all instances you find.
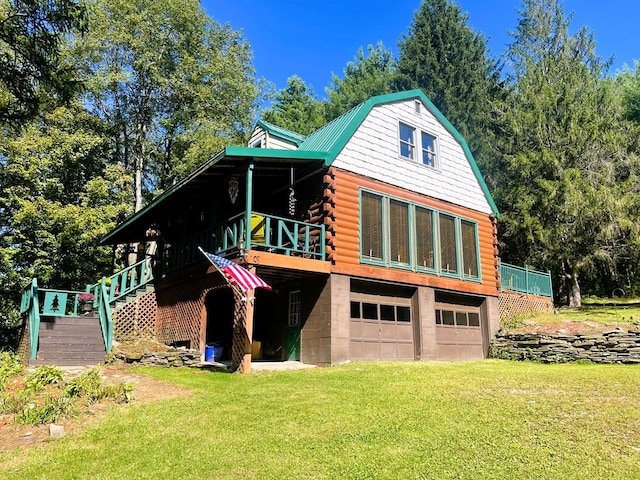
[20,258,155,359]
[500,261,553,299]
[164,211,326,272]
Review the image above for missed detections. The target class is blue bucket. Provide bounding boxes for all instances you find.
[204,346,214,362]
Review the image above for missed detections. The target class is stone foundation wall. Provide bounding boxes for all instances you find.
[490,329,640,364]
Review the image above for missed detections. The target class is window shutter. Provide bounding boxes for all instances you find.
[439,214,457,274]
[415,207,434,269]
[461,220,479,278]
[361,192,383,260]
[389,200,409,264]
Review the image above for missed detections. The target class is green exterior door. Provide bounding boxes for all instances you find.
[285,290,301,361]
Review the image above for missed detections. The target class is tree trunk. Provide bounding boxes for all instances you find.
[564,262,582,308]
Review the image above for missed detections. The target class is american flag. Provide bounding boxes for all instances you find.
[200,250,271,293]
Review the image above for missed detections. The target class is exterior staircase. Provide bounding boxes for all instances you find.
[21,257,155,367]
[30,315,106,366]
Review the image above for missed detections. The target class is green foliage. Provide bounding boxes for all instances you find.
[0,102,130,319]
[64,366,132,404]
[0,351,23,390]
[492,0,640,306]
[394,0,502,171]
[261,75,325,135]
[2,363,640,478]
[324,42,396,121]
[1,365,132,425]
[0,0,88,124]
[15,395,74,424]
[24,365,64,392]
[75,0,261,207]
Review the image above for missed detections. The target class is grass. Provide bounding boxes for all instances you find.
[506,297,640,329]
[1,361,639,479]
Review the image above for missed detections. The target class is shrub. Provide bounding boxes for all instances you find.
[24,365,64,391]
[0,351,23,390]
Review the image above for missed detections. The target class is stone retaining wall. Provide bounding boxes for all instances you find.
[490,329,640,364]
[110,349,202,367]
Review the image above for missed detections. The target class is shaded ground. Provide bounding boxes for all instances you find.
[0,363,191,453]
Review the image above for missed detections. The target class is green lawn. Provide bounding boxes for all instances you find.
[2,361,639,479]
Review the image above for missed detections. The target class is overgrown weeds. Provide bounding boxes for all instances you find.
[0,355,133,425]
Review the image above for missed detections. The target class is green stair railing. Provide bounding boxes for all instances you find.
[21,257,155,359]
[20,278,40,360]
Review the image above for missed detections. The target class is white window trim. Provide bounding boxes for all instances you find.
[398,120,440,170]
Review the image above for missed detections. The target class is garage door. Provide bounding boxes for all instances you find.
[435,303,483,360]
[350,293,414,361]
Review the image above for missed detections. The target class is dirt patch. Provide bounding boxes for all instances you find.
[0,363,191,453]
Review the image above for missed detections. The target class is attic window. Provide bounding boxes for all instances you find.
[414,100,421,114]
[398,121,439,169]
[399,122,415,160]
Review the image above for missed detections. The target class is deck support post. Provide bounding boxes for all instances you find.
[239,286,256,374]
[245,161,254,249]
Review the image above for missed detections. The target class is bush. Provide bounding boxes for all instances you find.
[0,351,23,390]
[24,365,64,391]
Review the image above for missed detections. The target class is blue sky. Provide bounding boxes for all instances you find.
[203,1,638,99]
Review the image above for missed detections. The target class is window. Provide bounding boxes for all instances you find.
[421,132,436,167]
[399,123,415,160]
[361,192,384,261]
[435,308,481,329]
[398,121,438,168]
[415,207,435,270]
[461,220,479,278]
[439,214,458,275]
[359,189,480,282]
[350,299,412,323]
[288,290,301,327]
[389,200,410,265]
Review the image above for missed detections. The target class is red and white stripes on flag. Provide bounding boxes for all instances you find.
[200,249,271,293]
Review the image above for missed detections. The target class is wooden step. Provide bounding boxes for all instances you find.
[33,314,106,367]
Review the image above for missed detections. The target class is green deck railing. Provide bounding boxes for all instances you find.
[165,211,326,272]
[500,261,553,299]
[21,258,155,359]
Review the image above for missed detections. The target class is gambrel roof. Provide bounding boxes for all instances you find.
[298,89,498,215]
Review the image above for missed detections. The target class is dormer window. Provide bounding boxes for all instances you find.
[399,121,438,169]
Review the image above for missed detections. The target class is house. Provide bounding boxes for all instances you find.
[100,89,504,371]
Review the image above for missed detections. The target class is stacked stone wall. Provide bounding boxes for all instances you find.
[491,329,640,364]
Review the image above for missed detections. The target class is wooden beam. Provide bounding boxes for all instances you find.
[245,250,331,273]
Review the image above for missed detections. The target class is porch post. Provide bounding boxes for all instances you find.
[245,161,254,248]
[240,286,256,374]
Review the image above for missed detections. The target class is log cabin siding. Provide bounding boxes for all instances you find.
[329,167,499,297]
[332,101,493,214]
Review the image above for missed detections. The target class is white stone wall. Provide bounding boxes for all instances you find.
[332,100,493,213]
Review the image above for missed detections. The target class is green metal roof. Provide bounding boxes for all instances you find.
[100,146,327,245]
[256,119,307,146]
[298,89,499,216]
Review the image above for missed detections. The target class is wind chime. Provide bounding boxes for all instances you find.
[288,166,296,216]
